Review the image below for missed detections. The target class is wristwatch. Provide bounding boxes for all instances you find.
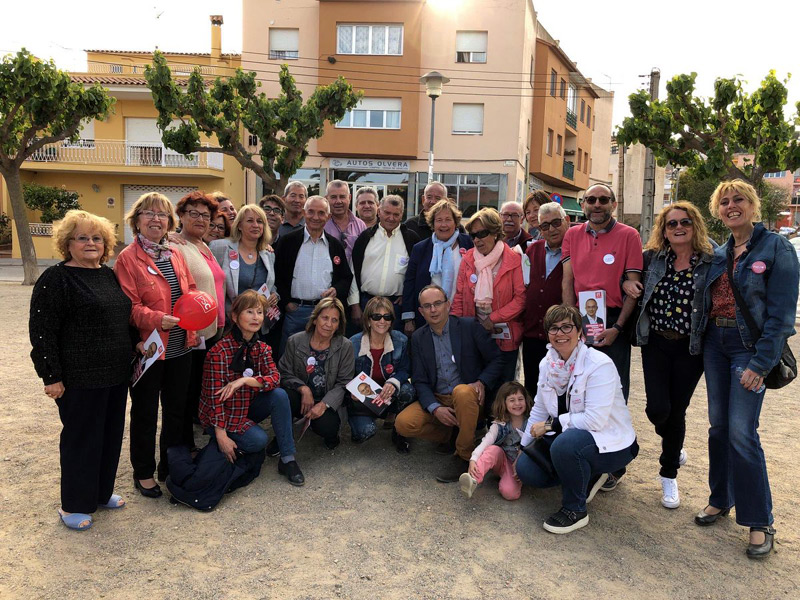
[612,323,624,333]
[544,417,553,433]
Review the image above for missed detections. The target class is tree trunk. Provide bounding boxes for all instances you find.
[2,166,39,285]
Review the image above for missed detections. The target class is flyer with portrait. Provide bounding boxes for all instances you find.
[578,290,606,345]
[131,329,164,387]
[347,372,387,415]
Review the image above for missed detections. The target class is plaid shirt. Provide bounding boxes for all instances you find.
[200,334,281,434]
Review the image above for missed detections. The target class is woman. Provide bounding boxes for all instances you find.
[210,205,279,339]
[348,296,415,451]
[402,199,473,333]
[258,194,286,242]
[523,190,550,242]
[115,192,198,497]
[515,304,638,534]
[694,179,798,558]
[623,202,714,510]
[204,211,230,245]
[452,208,526,383]
[30,210,132,530]
[200,291,304,486]
[278,298,354,450]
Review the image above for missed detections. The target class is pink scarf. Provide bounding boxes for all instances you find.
[473,240,505,303]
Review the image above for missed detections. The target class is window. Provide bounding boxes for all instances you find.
[452,104,484,135]
[529,57,534,87]
[556,134,563,155]
[764,171,787,178]
[337,24,403,55]
[586,106,592,130]
[64,119,95,148]
[577,147,582,171]
[110,64,122,74]
[269,28,299,60]
[456,31,487,63]
[567,84,577,114]
[546,129,553,155]
[560,79,566,99]
[586,153,591,173]
[580,100,586,123]
[550,69,557,97]
[418,172,506,216]
[337,98,401,129]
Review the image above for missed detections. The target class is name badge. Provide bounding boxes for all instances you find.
[603,254,615,265]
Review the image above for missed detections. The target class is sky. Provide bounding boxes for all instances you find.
[1,0,796,129]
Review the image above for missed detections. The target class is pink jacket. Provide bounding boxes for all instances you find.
[114,242,198,356]
[452,244,526,351]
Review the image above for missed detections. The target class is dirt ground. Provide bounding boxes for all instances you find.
[1,280,799,600]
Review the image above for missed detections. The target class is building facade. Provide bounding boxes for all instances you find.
[609,140,666,230]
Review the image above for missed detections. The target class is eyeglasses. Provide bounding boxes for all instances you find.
[186,209,211,221]
[469,229,492,240]
[583,196,612,206]
[261,206,285,216]
[208,223,226,232]
[141,210,170,220]
[666,218,693,230]
[72,235,104,244]
[420,299,447,311]
[539,218,563,231]
[547,323,576,335]
[369,313,394,322]
[499,212,521,219]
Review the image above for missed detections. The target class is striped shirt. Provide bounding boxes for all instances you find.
[155,258,191,359]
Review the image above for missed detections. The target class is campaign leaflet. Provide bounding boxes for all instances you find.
[578,290,606,345]
[131,329,164,387]
[346,371,387,416]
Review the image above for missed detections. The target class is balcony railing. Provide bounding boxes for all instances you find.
[566,110,577,129]
[30,223,53,236]
[563,160,575,180]
[26,140,224,170]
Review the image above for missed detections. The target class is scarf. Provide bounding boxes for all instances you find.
[430,231,460,300]
[229,324,258,374]
[473,240,505,303]
[137,233,172,261]
[544,340,583,395]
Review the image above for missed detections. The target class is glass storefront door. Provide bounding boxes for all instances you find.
[332,171,410,220]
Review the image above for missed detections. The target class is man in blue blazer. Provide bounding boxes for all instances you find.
[396,284,504,482]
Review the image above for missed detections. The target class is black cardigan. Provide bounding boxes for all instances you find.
[350,223,420,290]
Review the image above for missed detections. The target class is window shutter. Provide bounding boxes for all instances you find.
[456,31,487,53]
[452,104,484,134]
[269,29,299,52]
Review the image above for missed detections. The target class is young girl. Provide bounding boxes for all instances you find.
[459,382,532,500]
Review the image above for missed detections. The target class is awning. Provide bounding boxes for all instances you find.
[561,196,582,215]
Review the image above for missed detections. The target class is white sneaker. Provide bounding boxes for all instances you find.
[679,448,688,466]
[459,473,478,499]
[660,476,680,509]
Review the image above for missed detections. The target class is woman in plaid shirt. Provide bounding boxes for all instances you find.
[200,291,305,486]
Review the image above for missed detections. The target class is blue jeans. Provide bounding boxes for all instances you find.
[516,429,638,512]
[703,323,772,527]
[279,305,313,357]
[499,349,519,384]
[347,382,416,442]
[227,388,295,458]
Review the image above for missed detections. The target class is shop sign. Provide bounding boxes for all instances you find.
[329,157,410,171]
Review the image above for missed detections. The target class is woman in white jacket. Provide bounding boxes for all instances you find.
[516,304,638,534]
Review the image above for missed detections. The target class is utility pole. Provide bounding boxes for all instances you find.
[617,142,626,223]
[640,67,660,243]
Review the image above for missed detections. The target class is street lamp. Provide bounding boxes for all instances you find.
[419,70,450,181]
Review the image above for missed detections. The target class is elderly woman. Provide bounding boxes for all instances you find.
[204,211,230,245]
[622,202,714,510]
[30,210,132,530]
[258,194,286,242]
[402,199,473,334]
[348,296,415,451]
[115,192,198,498]
[693,180,798,558]
[278,298,355,450]
[210,205,279,340]
[452,208,526,383]
[523,190,550,241]
[515,304,638,534]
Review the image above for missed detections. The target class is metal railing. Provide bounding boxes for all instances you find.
[566,110,577,129]
[26,140,223,170]
[563,160,575,180]
[87,63,218,76]
[30,223,53,236]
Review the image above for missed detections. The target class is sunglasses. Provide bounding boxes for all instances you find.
[583,196,611,205]
[666,218,693,230]
[539,218,563,231]
[469,229,492,240]
[369,313,393,322]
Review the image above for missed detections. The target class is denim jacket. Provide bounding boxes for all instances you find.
[634,246,714,355]
[349,330,411,391]
[699,223,799,376]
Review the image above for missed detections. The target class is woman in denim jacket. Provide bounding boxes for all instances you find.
[693,180,798,559]
[348,296,416,451]
[624,202,714,511]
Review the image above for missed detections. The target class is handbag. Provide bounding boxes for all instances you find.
[726,253,797,389]
[522,434,556,478]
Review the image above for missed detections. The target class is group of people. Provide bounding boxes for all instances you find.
[29,177,797,557]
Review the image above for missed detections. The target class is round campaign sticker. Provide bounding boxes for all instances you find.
[603,254,615,265]
[228,250,238,260]
[460,247,467,255]
[751,261,767,274]
[146,266,158,275]
[333,256,341,265]
[307,356,316,366]
[243,368,254,377]
[306,365,314,374]
[469,274,478,284]
[385,364,394,375]
[230,260,240,270]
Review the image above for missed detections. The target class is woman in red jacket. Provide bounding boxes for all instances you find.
[452,207,526,384]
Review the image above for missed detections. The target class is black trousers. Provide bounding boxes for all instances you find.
[522,337,549,398]
[129,352,192,480]
[56,383,127,513]
[641,333,704,479]
[285,387,341,444]
[593,306,631,402]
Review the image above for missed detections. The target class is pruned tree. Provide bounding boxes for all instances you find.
[0,49,114,284]
[760,182,790,230]
[616,71,800,186]
[145,51,362,193]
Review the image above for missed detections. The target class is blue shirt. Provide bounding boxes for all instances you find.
[430,321,463,405]
[544,242,562,279]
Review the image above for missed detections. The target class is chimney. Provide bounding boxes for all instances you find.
[210,15,223,60]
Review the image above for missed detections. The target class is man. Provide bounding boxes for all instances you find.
[499,201,531,251]
[258,194,285,242]
[581,297,604,345]
[395,285,503,483]
[273,196,352,356]
[277,181,308,238]
[404,181,447,240]
[355,187,379,228]
[561,183,642,490]
[351,195,420,325]
[521,202,569,397]
[211,192,237,224]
